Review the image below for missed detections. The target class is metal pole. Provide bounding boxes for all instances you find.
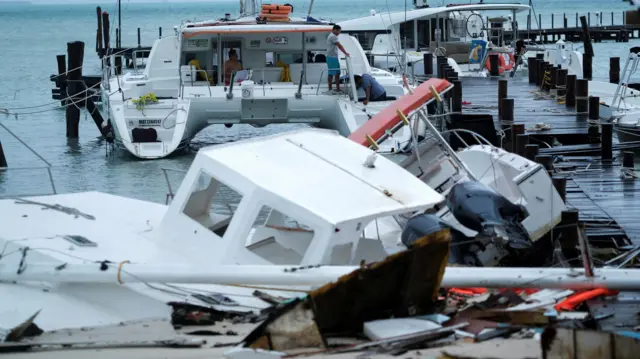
[118,0,122,48]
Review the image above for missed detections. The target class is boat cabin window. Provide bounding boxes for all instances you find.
[417,20,430,48]
[181,171,244,238]
[349,30,390,51]
[247,205,315,265]
[399,21,416,49]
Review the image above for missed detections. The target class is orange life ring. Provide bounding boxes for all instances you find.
[485,52,516,74]
[261,4,292,11]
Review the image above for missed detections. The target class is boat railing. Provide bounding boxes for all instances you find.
[132,50,149,72]
[161,167,187,204]
[178,67,213,98]
[0,166,58,199]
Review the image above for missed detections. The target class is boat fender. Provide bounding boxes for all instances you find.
[446,180,531,250]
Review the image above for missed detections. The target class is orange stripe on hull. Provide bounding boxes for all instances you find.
[348,78,453,148]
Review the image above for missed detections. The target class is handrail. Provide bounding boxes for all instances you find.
[132,50,149,72]
[345,57,358,102]
[0,166,57,198]
[315,67,349,95]
[295,70,305,99]
[226,71,237,100]
[161,167,187,204]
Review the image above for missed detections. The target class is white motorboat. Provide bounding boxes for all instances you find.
[101,4,422,160]
[0,118,570,342]
[338,1,532,78]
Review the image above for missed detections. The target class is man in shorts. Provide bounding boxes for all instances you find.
[326,25,350,92]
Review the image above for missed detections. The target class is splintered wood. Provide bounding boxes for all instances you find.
[243,229,452,351]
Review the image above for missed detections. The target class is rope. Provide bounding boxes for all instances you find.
[117,260,131,284]
[0,121,52,167]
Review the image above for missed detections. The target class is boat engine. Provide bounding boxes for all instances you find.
[446,180,531,250]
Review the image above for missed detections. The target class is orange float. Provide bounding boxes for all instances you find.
[261,4,292,11]
[484,52,515,75]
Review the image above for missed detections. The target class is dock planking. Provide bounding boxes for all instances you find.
[451,75,640,246]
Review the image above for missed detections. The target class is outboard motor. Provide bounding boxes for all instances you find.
[401,213,488,267]
[446,180,531,251]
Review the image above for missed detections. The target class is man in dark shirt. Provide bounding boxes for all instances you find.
[354,74,387,105]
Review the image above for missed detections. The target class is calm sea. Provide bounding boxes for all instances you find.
[0,0,636,202]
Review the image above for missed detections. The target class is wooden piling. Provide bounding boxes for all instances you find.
[65,41,84,139]
[528,57,538,84]
[536,60,545,87]
[524,144,539,161]
[535,155,554,176]
[566,74,576,107]
[102,11,110,66]
[510,123,525,153]
[556,69,568,98]
[489,54,500,76]
[610,57,620,84]
[623,151,635,169]
[437,56,447,79]
[583,54,593,80]
[96,6,103,56]
[498,79,508,117]
[159,27,162,38]
[552,176,567,202]
[515,134,529,156]
[601,122,613,161]
[115,55,122,75]
[138,27,142,47]
[55,54,67,106]
[423,53,433,76]
[559,209,580,258]
[0,141,7,167]
[550,66,558,92]
[588,96,600,120]
[576,79,589,114]
[451,80,462,113]
[501,98,514,123]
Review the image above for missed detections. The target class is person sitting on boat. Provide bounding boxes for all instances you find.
[224,49,243,85]
[186,54,208,81]
[354,74,386,105]
[326,25,349,92]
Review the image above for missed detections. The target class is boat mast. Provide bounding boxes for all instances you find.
[307,0,315,18]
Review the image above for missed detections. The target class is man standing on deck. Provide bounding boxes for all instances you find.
[354,74,387,105]
[326,25,350,93]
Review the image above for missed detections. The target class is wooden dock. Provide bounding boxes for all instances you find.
[452,75,640,247]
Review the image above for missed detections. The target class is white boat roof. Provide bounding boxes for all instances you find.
[181,23,333,37]
[195,129,444,225]
[339,3,531,31]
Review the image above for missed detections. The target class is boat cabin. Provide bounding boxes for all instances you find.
[339,3,530,66]
[160,129,444,266]
[177,22,342,87]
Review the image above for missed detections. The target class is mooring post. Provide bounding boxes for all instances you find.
[559,209,580,259]
[566,74,577,107]
[576,79,589,114]
[579,16,594,80]
[66,41,85,139]
[55,54,67,106]
[115,55,122,75]
[498,79,508,117]
[552,176,567,202]
[510,123,525,153]
[528,57,538,84]
[601,122,613,161]
[451,80,462,113]
[516,134,529,157]
[550,66,558,93]
[610,57,620,84]
[535,155,554,176]
[501,98,514,124]
[137,27,141,47]
[96,6,103,56]
[0,140,7,167]
[159,27,163,39]
[524,144,539,161]
[536,60,545,87]
[102,11,110,66]
[588,96,600,120]
[423,54,433,76]
[583,54,593,80]
[489,54,500,76]
[556,69,568,98]
[623,151,635,169]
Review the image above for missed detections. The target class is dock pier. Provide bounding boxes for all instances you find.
[444,70,640,247]
[511,10,640,44]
